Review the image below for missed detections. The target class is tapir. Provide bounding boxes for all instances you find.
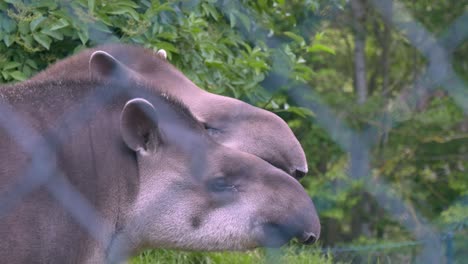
[0,77,320,263]
[30,44,308,179]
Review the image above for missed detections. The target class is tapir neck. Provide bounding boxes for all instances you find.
[56,88,140,250]
[0,80,140,263]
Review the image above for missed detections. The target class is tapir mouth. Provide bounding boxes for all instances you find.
[258,223,300,247]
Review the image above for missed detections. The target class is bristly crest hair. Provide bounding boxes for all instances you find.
[156,91,205,131]
[10,78,204,132]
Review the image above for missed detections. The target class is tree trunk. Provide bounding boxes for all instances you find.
[381,11,391,95]
[349,0,370,243]
[351,0,367,104]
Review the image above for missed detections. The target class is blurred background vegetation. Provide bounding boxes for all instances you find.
[0,0,467,263]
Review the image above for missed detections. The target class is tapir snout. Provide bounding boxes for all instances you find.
[230,157,321,248]
[257,201,320,247]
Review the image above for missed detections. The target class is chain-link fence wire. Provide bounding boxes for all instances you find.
[0,0,467,263]
[321,222,468,264]
[0,81,149,248]
[234,0,467,261]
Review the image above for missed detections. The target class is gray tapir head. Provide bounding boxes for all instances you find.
[109,95,319,260]
[86,46,308,179]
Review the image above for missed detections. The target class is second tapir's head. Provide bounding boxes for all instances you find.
[113,90,320,258]
[86,46,308,179]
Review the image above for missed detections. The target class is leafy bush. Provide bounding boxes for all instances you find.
[0,0,273,103]
[131,246,335,264]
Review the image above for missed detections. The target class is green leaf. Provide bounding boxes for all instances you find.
[1,71,9,80]
[96,14,112,25]
[147,2,173,16]
[115,0,139,8]
[77,30,89,45]
[32,32,52,49]
[235,12,251,31]
[41,29,64,40]
[157,32,177,41]
[9,71,27,81]
[3,34,14,47]
[201,3,219,21]
[18,21,30,34]
[22,65,32,77]
[49,18,69,31]
[155,42,178,53]
[29,0,57,9]
[106,7,140,20]
[2,62,21,71]
[73,45,87,54]
[286,106,315,118]
[30,16,47,32]
[21,35,34,47]
[205,60,224,68]
[88,0,95,14]
[307,43,336,55]
[26,59,38,70]
[92,21,112,33]
[284,31,305,46]
[2,17,16,33]
[3,0,21,4]
[229,13,236,28]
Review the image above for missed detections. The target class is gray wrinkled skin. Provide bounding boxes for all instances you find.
[0,79,320,263]
[30,44,308,179]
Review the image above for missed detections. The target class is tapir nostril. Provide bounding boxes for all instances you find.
[301,232,317,245]
[293,169,307,180]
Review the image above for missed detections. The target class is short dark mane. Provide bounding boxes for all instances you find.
[1,78,203,131]
[158,92,204,130]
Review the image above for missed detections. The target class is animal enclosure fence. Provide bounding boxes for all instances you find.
[0,0,467,263]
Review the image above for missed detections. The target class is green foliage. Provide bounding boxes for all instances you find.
[0,0,467,262]
[0,0,273,102]
[131,247,335,264]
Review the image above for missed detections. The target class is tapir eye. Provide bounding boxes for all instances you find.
[207,177,236,192]
[203,123,222,136]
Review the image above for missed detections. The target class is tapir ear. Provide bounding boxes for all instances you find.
[156,49,167,60]
[120,98,160,154]
[89,51,132,81]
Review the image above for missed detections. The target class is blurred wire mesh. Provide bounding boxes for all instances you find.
[0,0,467,263]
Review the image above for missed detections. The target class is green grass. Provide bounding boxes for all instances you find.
[131,246,335,264]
